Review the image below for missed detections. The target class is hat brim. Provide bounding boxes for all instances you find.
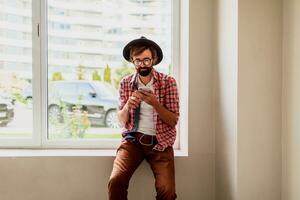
[123,38,163,65]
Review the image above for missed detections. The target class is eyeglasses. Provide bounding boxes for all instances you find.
[132,58,152,66]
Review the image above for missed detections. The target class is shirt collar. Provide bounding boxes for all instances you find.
[137,75,154,86]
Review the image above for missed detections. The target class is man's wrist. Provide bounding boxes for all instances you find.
[153,101,161,110]
[123,105,129,113]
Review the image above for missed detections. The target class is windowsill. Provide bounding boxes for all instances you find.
[0,149,188,157]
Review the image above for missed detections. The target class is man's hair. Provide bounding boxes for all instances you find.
[129,44,158,64]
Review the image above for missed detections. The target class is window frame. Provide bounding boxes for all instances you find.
[0,0,189,157]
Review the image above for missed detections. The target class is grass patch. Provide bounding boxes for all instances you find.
[0,132,32,138]
[0,132,121,139]
[83,133,121,139]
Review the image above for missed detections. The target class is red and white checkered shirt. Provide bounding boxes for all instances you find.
[118,69,180,151]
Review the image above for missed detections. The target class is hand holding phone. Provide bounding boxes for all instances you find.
[138,86,152,93]
[137,86,158,107]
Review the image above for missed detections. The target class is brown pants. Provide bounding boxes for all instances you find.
[108,132,177,200]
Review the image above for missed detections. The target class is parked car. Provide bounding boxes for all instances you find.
[0,95,14,127]
[22,81,120,128]
[0,91,16,105]
[48,80,120,128]
[22,84,32,105]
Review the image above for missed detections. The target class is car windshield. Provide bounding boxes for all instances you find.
[92,82,118,99]
[54,83,77,96]
[51,82,118,99]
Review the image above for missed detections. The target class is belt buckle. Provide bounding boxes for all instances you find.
[138,134,154,146]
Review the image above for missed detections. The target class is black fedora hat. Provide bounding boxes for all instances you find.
[123,36,163,65]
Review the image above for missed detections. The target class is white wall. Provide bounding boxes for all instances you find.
[282,0,300,199]
[214,0,238,199]
[237,0,282,199]
[214,0,282,199]
[0,1,215,200]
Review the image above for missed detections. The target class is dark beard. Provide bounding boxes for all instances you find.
[138,67,152,77]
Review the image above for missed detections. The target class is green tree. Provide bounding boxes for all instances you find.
[92,70,102,81]
[113,66,135,88]
[104,64,112,84]
[77,65,86,80]
[52,72,64,81]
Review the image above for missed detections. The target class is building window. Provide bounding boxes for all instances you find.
[0,0,187,152]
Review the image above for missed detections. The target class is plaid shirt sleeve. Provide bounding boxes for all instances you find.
[152,76,180,151]
[118,79,127,110]
[165,76,180,124]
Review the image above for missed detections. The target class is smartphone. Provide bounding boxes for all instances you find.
[138,86,152,92]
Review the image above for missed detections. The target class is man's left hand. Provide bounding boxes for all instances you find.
[137,90,159,108]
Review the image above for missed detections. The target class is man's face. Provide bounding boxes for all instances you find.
[132,49,154,77]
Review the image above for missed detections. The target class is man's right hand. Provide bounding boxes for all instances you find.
[124,91,143,111]
[118,91,142,126]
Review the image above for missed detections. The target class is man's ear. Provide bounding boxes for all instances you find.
[152,57,158,65]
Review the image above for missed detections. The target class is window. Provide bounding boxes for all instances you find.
[0,0,33,144]
[0,0,187,153]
